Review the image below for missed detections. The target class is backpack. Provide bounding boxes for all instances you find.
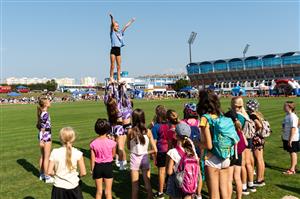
[203,114,240,159]
[175,146,199,195]
[251,112,272,138]
[242,119,256,139]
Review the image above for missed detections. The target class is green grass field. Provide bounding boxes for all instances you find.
[1,98,299,199]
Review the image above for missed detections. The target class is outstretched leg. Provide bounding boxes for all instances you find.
[110,54,116,82]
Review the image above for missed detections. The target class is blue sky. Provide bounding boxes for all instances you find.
[1,0,299,82]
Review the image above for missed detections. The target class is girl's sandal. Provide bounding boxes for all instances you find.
[282,169,296,175]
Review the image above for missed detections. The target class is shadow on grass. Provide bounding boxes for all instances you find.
[17,159,39,178]
[276,184,300,195]
[80,180,96,198]
[23,197,35,199]
[265,162,286,172]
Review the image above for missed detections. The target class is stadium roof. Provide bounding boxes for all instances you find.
[190,51,300,65]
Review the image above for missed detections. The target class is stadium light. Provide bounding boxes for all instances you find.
[188,32,197,63]
[243,44,250,58]
[243,44,250,70]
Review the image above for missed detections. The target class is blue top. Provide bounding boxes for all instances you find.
[110,30,124,48]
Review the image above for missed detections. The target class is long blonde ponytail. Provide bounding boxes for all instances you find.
[59,127,76,171]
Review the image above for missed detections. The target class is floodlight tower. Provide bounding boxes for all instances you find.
[188,32,197,63]
[243,44,250,70]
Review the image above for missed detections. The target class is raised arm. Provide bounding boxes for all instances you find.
[122,17,136,33]
[109,13,116,32]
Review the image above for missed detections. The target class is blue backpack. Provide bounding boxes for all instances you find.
[203,114,240,159]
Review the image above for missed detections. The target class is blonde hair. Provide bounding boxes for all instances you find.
[36,97,48,127]
[231,96,249,119]
[59,127,76,171]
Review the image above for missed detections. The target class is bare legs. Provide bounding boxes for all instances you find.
[131,169,153,199]
[39,141,51,177]
[110,54,121,82]
[95,178,113,199]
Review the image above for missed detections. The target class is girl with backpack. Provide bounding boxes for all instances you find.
[47,127,86,199]
[224,109,248,199]
[166,123,199,199]
[197,90,239,199]
[127,109,157,199]
[181,103,202,199]
[36,96,53,183]
[246,99,267,186]
[231,97,256,194]
[151,105,170,198]
[282,101,299,175]
[90,119,117,199]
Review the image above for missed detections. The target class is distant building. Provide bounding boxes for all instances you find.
[5,77,50,85]
[186,51,300,92]
[55,78,76,86]
[80,77,97,86]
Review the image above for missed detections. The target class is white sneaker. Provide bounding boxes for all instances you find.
[195,195,202,199]
[115,160,120,167]
[45,176,54,183]
[39,174,45,181]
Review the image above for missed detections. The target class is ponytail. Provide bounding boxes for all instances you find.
[182,137,196,157]
[59,127,76,172]
[66,142,73,171]
[36,106,42,128]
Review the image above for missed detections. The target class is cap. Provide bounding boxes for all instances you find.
[175,123,191,138]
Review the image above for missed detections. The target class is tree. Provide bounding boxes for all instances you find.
[173,79,191,91]
[46,79,58,91]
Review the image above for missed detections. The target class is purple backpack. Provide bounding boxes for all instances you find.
[175,146,199,195]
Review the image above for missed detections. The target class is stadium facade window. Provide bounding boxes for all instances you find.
[229,58,243,71]
[262,54,281,68]
[199,62,213,73]
[245,56,261,69]
[187,63,200,74]
[214,60,227,72]
[282,55,300,65]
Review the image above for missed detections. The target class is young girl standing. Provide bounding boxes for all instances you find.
[109,13,135,82]
[105,87,127,170]
[166,123,198,199]
[47,127,86,199]
[90,118,117,199]
[246,99,266,186]
[152,105,170,198]
[36,96,53,183]
[127,109,157,199]
[282,101,299,175]
[197,90,235,199]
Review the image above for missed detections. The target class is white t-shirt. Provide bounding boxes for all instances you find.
[167,147,183,172]
[282,112,299,141]
[49,147,83,189]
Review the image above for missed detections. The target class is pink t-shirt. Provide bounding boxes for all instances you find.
[90,137,116,163]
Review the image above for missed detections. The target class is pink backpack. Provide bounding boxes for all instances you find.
[175,146,199,195]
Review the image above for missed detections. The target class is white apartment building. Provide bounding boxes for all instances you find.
[80,77,97,86]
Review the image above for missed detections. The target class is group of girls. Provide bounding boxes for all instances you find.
[36,88,299,199]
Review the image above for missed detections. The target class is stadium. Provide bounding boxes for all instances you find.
[186,51,300,95]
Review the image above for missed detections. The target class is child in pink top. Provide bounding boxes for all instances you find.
[90,118,116,199]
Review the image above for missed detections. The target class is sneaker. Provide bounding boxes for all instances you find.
[115,160,120,167]
[119,165,127,171]
[154,192,164,199]
[248,186,257,192]
[242,189,250,195]
[39,173,45,181]
[254,180,266,187]
[45,176,54,183]
[195,195,202,199]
